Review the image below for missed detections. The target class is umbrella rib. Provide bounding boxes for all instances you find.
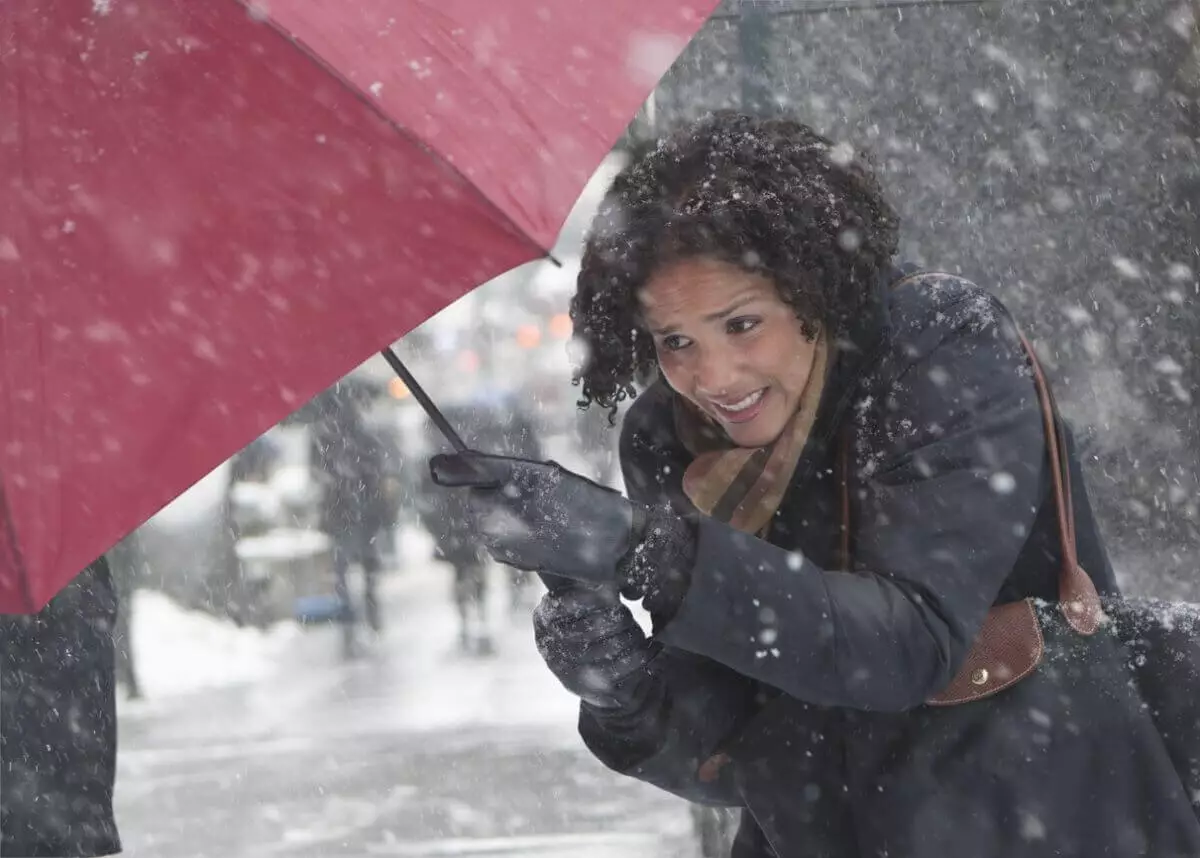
[5,20,35,610]
[0,480,35,612]
[232,0,553,260]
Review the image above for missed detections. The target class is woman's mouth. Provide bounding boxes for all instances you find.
[711,388,767,424]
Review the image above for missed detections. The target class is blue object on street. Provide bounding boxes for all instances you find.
[294,594,345,625]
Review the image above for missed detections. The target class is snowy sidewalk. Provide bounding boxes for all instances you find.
[119,528,580,739]
[113,530,697,858]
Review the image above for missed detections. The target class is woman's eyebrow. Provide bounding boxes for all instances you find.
[647,293,760,336]
[703,293,758,322]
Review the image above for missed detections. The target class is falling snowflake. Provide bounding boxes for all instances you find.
[85,321,128,343]
[1154,357,1184,376]
[407,58,433,81]
[828,141,855,167]
[989,471,1017,495]
[1061,304,1093,326]
[1110,256,1143,280]
[626,32,686,87]
[0,236,21,261]
[971,89,999,113]
[1167,262,1194,282]
[192,337,220,363]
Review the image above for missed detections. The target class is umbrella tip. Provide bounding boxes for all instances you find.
[547,253,563,269]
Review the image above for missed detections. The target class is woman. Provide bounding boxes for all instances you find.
[438,113,1200,856]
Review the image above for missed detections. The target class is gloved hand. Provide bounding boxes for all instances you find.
[430,451,644,588]
[533,584,658,709]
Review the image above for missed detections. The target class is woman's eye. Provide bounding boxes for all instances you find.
[661,334,691,352]
[727,316,760,335]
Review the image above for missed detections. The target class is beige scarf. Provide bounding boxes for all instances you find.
[674,332,831,537]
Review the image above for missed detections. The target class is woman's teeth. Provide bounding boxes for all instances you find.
[716,389,764,413]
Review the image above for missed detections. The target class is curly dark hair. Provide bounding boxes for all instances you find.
[570,111,900,416]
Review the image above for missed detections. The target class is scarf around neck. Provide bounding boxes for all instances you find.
[674,331,831,537]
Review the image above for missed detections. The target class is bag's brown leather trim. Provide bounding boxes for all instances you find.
[1018,330,1102,637]
[926,599,1046,706]
[698,752,732,784]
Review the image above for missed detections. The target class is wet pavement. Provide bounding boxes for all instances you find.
[114,557,700,857]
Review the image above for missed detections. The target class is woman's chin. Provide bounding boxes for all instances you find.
[722,410,788,448]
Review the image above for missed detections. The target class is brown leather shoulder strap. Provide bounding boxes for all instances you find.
[1015,332,1101,633]
[839,275,1101,634]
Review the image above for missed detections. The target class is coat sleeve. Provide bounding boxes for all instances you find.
[573,393,757,806]
[578,648,756,806]
[655,294,1048,712]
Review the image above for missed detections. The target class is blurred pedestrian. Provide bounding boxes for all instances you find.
[370,421,408,566]
[1,556,122,856]
[310,392,389,657]
[415,466,492,654]
[417,394,546,653]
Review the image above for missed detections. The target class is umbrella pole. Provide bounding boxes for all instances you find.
[380,347,468,453]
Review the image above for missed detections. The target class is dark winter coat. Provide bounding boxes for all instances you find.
[1,557,121,857]
[579,270,1200,857]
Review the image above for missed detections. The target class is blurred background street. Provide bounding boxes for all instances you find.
[114,525,697,858]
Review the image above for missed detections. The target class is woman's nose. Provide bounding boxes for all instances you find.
[693,346,739,397]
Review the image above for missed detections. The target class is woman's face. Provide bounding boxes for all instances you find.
[639,257,821,448]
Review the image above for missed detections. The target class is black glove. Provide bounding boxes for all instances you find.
[430,451,698,618]
[431,452,643,587]
[533,585,658,709]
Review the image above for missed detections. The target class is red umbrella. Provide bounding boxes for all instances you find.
[0,0,718,612]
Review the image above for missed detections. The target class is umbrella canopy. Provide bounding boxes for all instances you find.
[0,0,718,612]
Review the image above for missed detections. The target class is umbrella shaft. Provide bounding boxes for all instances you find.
[380,348,468,453]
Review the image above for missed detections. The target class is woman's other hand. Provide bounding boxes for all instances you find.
[533,585,657,710]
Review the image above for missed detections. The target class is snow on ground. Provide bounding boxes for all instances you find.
[117,521,586,741]
[122,590,301,703]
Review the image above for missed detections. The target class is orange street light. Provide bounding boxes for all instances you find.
[388,377,411,399]
[516,324,542,350]
[548,313,572,339]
